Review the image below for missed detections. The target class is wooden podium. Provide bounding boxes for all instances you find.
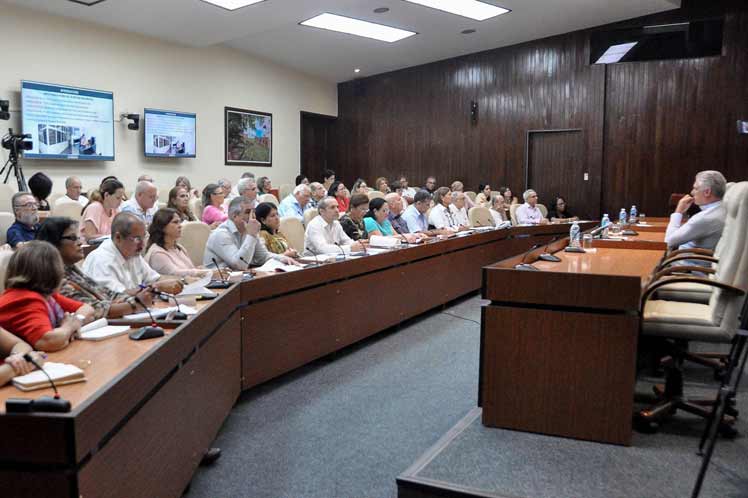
[480,243,664,445]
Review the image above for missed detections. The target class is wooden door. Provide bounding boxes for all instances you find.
[526,129,597,219]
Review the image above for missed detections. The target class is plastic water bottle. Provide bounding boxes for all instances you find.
[629,205,638,224]
[569,221,581,248]
[618,208,627,226]
[601,214,610,238]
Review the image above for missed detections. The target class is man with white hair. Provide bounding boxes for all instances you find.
[515,189,549,225]
[137,174,154,183]
[308,182,326,210]
[449,191,470,227]
[304,197,365,255]
[278,184,311,221]
[120,181,158,224]
[665,170,727,251]
[236,177,259,209]
[58,176,88,207]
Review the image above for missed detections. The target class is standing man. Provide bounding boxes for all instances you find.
[665,170,727,251]
[7,192,41,248]
[58,176,88,207]
[120,181,159,224]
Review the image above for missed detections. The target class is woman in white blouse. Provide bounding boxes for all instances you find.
[145,208,212,278]
[429,187,468,232]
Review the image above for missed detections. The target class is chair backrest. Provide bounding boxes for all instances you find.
[158,188,171,205]
[0,184,16,213]
[278,184,294,202]
[537,203,548,218]
[278,216,305,254]
[368,191,384,201]
[464,191,477,202]
[48,193,64,207]
[709,182,748,331]
[0,248,13,292]
[50,200,84,222]
[0,212,15,246]
[189,197,203,220]
[468,206,493,228]
[180,221,212,266]
[258,193,279,207]
[509,204,520,225]
[303,208,318,226]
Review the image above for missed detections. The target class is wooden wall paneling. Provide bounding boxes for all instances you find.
[77,314,242,498]
[300,111,336,184]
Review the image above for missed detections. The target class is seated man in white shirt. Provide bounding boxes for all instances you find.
[449,191,470,227]
[83,212,183,294]
[120,181,159,224]
[278,184,311,221]
[665,170,727,251]
[56,176,88,207]
[429,187,468,232]
[233,177,259,209]
[304,196,365,256]
[515,189,549,225]
[204,197,295,270]
[397,175,417,204]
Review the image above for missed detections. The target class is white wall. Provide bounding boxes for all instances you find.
[0,4,337,196]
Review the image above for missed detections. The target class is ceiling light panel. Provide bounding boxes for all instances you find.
[200,0,266,11]
[300,13,416,43]
[403,0,509,21]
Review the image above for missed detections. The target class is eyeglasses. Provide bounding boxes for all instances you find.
[60,235,82,243]
[14,202,39,210]
[125,235,145,243]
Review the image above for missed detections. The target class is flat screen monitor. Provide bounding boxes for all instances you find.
[144,108,196,158]
[21,80,115,161]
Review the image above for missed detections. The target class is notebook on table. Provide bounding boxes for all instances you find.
[12,362,86,392]
[77,318,131,341]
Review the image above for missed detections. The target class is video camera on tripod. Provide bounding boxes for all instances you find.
[1,128,33,191]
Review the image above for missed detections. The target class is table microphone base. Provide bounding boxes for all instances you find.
[129,326,165,341]
[514,263,540,271]
[538,253,562,262]
[564,246,586,253]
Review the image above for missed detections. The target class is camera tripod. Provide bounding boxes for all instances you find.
[0,133,28,192]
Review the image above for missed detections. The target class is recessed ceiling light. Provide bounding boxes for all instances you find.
[300,13,417,43]
[199,0,266,11]
[354,68,361,73]
[67,0,107,5]
[373,7,390,14]
[403,0,509,21]
[461,29,477,34]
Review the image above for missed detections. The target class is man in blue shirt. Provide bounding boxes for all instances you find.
[401,190,433,234]
[7,192,41,248]
[278,184,311,221]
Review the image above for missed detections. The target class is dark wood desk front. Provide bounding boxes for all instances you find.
[0,222,594,497]
[480,245,664,445]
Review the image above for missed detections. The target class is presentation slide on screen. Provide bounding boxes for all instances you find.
[144,109,196,157]
[21,81,115,161]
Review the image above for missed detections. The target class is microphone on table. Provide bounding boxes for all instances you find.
[128,296,165,341]
[207,258,231,289]
[155,291,188,320]
[238,256,254,280]
[239,256,251,270]
[5,354,72,413]
[538,236,562,262]
[213,258,227,281]
[514,243,543,271]
[306,246,321,267]
[334,242,347,261]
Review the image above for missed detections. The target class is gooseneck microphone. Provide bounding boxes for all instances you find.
[207,258,231,289]
[239,256,251,270]
[158,291,188,320]
[334,242,347,261]
[514,243,543,271]
[538,236,562,262]
[128,296,166,340]
[307,246,321,267]
[4,355,72,413]
[213,258,227,281]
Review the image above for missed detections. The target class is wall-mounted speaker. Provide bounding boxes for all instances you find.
[470,100,478,125]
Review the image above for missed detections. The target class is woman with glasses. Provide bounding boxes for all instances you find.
[201,183,228,226]
[175,176,200,199]
[339,193,369,241]
[167,186,197,222]
[37,217,153,319]
[548,196,579,223]
[146,208,214,277]
[0,241,96,351]
[81,178,125,242]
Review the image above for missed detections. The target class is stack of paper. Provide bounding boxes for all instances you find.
[123,305,198,321]
[178,273,213,296]
[369,236,400,248]
[13,362,86,391]
[255,259,304,273]
[78,318,131,341]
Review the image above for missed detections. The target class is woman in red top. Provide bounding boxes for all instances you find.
[0,241,95,351]
[328,181,350,213]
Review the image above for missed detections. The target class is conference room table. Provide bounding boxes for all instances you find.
[0,221,595,498]
[480,237,666,446]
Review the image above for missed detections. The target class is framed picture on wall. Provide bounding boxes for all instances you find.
[224,106,272,166]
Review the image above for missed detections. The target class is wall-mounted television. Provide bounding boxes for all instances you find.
[21,80,115,161]
[144,108,196,158]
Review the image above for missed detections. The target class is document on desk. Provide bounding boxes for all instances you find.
[179,273,213,295]
[123,305,198,321]
[255,259,304,272]
[78,318,131,341]
[13,362,86,391]
[364,247,391,255]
